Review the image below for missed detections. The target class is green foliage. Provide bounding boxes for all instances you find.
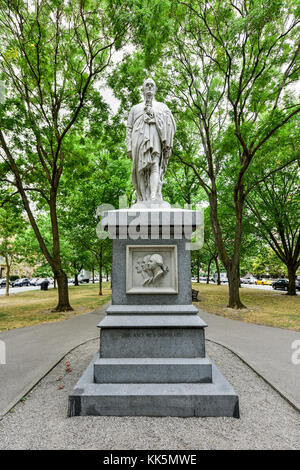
[252,248,287,278]
[0,0,299,306]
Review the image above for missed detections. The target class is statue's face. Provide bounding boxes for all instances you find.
[142,255,150,271]
[147,257,157,270]
[143,80,156,100]
[148,255,162,271]
[135,258,143,273]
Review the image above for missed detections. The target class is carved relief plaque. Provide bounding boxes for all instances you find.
[126,245,178,294]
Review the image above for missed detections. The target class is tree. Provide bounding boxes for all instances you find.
[151,0,300,307]
[0,0,129,310]
[247,161,300,294]
[58,114,131,295]
[252,247,287,279]
[0,197,25,295]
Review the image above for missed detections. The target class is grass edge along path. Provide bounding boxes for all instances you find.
[193,283,300,331]
[0,282,111,332]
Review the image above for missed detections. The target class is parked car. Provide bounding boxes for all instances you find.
[35,278,49,286]
[240,276,257,284]
[213,272,228,283]
[0,279,12,288]
[30,277,40,286]
[272,279,289,290]
[272,279,300,291]
[13,278,30,287]
[262,279,273,286]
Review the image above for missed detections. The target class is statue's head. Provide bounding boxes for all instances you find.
[143,78,156,100]
[135,257,143,273]
[141,255,151,273]
[148,254,164,272]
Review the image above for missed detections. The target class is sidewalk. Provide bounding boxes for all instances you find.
[0,302,299,418]
[0,303,108,418]
[199,309,300,411]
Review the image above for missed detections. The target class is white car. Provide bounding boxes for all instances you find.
[241,277,257,284]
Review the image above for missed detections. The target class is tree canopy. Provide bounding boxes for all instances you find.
[0,0,299,309]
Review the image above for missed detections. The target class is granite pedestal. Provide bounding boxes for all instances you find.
[68,208,239,417]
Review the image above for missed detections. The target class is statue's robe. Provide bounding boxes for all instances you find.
[126,100,176,201]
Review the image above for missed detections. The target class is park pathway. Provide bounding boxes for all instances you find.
[0,303,299,417]
[0,303,108,418]
[200,309,300,411]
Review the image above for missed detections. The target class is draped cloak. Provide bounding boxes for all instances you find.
[126,100,176,201]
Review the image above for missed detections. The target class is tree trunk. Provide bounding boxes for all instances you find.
[206,258,212,284]
[52,270,73,312]
[5,259,10,297]
[287,264,297,295]
[74,273,79,286]
[99,245,103,296]
[208,185,246,309]
[92,267,95,284]
[53,275,57,289]
[215,257,221,285]
[227,266,245,309]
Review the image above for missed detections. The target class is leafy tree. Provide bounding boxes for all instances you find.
[0,0,129,310]
[150,0,300,308]
[252,247,287,279]
[247,161,300,294]
[0,197,25,295]
[58,115,131,295]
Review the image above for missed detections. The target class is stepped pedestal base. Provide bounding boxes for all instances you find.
[68,209,239,418]
[68,312,239,418]
[68,352,239,418]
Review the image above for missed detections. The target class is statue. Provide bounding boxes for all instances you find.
[126,78,176,204]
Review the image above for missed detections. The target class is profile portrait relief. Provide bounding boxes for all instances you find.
[128,245,178,294]
[135,253,169,286]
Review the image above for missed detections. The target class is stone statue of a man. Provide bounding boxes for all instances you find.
[126,78,176,204]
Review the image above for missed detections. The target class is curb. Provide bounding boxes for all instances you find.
[206,338,300,413]
[0,335,99,420]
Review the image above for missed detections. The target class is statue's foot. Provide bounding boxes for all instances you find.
[130,199,171,209]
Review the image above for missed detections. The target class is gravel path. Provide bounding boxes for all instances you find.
[0,339,299,450]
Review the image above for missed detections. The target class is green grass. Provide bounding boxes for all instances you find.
[193,282,300,331]
[0,282,111,332]
[1,281,299,332]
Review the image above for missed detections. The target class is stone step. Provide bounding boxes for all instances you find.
[98,314,207,328]
[106,304,200,315]
[68,354,239,418]
[94,357,212,384]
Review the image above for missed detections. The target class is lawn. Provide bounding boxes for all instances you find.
[0,282,111,332]
[193,283,300,331]
[1,282,299,332]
